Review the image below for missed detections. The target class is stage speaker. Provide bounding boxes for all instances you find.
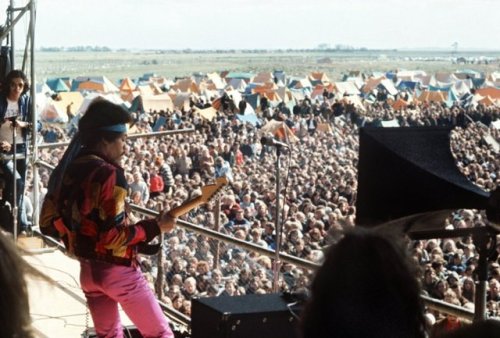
[356,127,499,231]
[191,294,301,338]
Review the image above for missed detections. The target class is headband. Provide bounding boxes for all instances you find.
[96,123,127,133]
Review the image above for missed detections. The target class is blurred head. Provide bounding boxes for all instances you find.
[301,228,425,338]
[0,232,35,338]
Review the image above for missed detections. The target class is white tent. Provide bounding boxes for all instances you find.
[334,82,360,96]
[379,79,398,96]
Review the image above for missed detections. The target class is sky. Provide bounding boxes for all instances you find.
[3,0,500,50]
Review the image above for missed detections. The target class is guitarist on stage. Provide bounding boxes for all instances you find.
[41,99,175,338]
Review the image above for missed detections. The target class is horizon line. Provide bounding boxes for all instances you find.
[32,47,500,53]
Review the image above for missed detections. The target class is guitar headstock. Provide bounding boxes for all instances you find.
[199,176,229,204]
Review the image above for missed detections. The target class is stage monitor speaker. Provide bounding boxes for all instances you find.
[356,127,499,231]
[191,294,301,338]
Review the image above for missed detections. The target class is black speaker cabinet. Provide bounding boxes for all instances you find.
[191,294,301,338]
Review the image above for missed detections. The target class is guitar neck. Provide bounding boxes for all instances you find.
[168,196,204,218]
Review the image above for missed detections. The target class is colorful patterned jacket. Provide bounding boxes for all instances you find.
[40,150,161,266]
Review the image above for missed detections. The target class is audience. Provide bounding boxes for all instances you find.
[30,73,500,331]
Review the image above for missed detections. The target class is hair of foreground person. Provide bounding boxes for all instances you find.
[300,227,426,338]
[0,232,35,338]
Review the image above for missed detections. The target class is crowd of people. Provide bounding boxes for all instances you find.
[16,74,500,335]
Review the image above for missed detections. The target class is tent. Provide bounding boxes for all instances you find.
[309,72,330,85]
[137,85,156,96]
[362,77,385,93]
[119,77,137,92]
[334,82,360,96]
[73,76,119,93]
[77,80,118,93]
[40,99,67,123]
[205,72,225,90]
[139,93,174,113]
[195,106,217,121]
[228,78,248,92]
[172,78,200,93]
[169,92,192,110]
[276,87,294,103]
[379,79,398,96]
[36,83,53,97]
[253,72,274,84]
[417,90,447,103]
[392,98,408,110]
[397,81,418,91]
[479,95,496,107]
[396,70,427,81]
[476,87,500,100]
[76,93,128,116]
[260,120,299,143]
[244,93,260,110]
[236,111,261,126]
[289,88,308,102]
[225,72,254,82]
[290,78,313,89]
[343,95,366,112]
[46,78,70,92]
[53,91,84,117]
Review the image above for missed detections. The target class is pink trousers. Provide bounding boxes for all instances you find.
[80,259,174,338]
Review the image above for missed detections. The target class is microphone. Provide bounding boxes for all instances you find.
[260,136,289,148]
[8,116,17,127]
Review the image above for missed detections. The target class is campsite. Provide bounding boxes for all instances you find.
[35,49,500,132]
[34,49,500,84]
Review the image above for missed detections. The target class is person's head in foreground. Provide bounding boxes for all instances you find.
[301,227,426,338]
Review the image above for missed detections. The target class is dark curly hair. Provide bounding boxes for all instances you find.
[78,98,132,148]
[3,69,30,95]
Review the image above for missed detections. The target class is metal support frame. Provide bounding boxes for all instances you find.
[1,1,37,236]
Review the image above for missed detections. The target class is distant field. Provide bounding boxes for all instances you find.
[26,50,500,83]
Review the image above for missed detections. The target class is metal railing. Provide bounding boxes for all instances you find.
[36,128,196,150]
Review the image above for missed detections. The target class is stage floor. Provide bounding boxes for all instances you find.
[20,237,133,337]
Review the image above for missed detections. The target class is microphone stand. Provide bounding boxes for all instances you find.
[10,117,18,241]
[272,144,283,292]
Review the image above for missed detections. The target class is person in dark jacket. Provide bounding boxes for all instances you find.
[0,70,33,233]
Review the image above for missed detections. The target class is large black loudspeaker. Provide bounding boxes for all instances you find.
[356,127,499,231]
[191,294,301,338]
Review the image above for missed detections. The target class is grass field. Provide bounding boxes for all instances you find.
[26,50,500,83]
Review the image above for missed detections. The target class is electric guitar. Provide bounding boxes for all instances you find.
[167,176,229,218]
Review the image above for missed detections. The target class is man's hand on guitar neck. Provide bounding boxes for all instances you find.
[158,210,177,233]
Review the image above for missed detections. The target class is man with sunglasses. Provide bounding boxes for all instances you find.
[0,70,33,234]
